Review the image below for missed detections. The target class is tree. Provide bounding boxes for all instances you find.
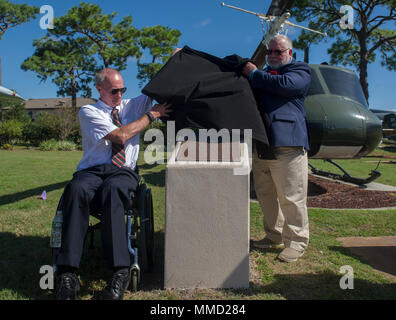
[0,0,39,40]
[50,3,141,69]
[21,3,182,106]
[56,101,79,141]
[2,101,30,123]
[21,3,141,108]
[22,37,96,110]
[137,25,181,87]
[291,0,396,103]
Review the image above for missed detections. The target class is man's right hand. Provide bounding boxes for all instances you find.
[242,62,257,77]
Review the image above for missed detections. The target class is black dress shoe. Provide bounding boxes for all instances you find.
[56,272,80,300]
[101,268,131,300]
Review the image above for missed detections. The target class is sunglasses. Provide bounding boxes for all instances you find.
[266,48,290,55]
[110,87,127,95]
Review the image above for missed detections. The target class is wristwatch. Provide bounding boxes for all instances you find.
[145,111,155,123]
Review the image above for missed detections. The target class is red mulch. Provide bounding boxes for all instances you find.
[307,175,396,209]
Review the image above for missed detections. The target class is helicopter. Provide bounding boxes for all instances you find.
[222,0,383,185]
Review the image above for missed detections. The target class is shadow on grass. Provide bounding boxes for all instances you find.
[2,229,394,300]
[0,181,69,206]
[329,245,396,280]
[239,271,396,299]
[79,230,166,298]
[142,170,165,187]
[139,162,162,171]
[240,244,396,299]
[0,230,165,300]
[139,231,165,292]
[0,232,54,299]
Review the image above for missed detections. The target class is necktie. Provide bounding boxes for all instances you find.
[111,108,126,168]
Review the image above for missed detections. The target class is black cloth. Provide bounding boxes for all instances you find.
[57,164,140,268]
[142,46,273,158]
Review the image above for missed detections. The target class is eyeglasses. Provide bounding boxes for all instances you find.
[266,48,290,56]
[110,87,127,95]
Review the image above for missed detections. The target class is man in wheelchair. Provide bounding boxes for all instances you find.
[54,68,171,300]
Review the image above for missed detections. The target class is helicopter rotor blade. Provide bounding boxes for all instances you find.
[220,2,274,20]
[251,0,296,68]
[284,20,327,36]
[222,1,326,67]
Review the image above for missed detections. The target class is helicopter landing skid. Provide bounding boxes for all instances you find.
[309,159,381,186]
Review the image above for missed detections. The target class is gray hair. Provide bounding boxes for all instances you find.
[94,68,121,87]
[269,34,293,49]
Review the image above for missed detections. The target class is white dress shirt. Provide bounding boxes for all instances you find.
[76,95,152,171]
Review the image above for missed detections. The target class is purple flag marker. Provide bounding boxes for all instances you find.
[40,190,47,200]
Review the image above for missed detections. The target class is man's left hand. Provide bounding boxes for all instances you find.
[150,102,172,119]
[171,48,182,56]
[242,62,257,77]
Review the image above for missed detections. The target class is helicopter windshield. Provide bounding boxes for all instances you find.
[307,68,325,96]
[319,67,369,108]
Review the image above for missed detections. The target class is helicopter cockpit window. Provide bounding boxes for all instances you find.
[307,68,325,96]
[320,67,369,108]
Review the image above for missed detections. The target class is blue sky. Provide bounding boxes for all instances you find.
[1,0,395,110]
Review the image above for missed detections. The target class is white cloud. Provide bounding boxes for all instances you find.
[195,17,212,28]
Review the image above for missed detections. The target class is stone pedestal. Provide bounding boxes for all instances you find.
[164,140,251,289]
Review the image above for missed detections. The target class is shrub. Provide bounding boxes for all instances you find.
[56,140,77,151]
[1,143,13,150]
[0,120,24,145]
[67,121,82,145]
[56,104,79,141]
[22,112,60,146]
[22,110,82,146]
[39,139,77,151]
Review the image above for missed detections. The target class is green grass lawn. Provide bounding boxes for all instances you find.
[0,146,395,300]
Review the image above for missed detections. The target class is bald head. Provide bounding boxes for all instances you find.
[95,68,125,108]
[95,68,122,87]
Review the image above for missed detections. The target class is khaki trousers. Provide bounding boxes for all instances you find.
[252,147,309,252]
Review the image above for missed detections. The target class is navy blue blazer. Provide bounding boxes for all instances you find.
[249,59,311,150]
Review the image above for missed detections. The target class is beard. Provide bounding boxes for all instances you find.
[267,57,291,69]
[267,62,282,69]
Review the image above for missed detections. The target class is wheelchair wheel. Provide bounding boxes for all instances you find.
[138,188,155,273]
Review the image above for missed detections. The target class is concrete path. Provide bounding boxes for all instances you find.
[310,173,396,192]
[337,236,396,281]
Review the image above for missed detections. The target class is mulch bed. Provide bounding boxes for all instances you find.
[307,175,396,209]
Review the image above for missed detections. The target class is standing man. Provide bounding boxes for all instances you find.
[242,35,311,263]
[55,68,171,299]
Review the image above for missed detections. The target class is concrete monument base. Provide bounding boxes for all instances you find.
[164,140,251,289]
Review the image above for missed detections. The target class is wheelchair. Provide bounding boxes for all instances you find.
[51,180,155,292]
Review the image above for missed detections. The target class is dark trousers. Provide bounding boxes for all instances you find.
[57,164,140,269]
